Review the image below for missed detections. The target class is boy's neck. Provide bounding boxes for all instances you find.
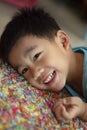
[67,52,84,96]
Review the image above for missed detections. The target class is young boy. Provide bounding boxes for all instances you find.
[0,7,87,122]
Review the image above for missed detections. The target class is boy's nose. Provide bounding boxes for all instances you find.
[32,67,44,80]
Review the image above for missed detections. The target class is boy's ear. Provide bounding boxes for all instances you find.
[55,30,70,50]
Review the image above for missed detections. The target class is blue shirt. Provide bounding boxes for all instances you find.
[65,46,87,102]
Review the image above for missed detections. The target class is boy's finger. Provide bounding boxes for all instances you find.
[62,97,79,105]
[61,104,78,120]
[52,99,63,112]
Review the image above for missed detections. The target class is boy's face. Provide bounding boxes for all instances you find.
[8,30,71,92]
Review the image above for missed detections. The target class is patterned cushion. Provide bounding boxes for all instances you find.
[0,59,87,130]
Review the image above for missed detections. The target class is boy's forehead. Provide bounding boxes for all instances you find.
[15,35,37,46]
[12,35,53,55]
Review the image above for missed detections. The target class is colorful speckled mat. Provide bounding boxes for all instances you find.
[0,59,87,130]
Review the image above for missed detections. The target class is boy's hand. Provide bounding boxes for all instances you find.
[53,96,86,122]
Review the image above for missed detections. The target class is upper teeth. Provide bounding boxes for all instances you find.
[44,71,54,83]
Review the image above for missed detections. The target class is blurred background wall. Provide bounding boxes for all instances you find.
[0,0,87,47]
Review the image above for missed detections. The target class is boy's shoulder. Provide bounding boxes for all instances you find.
[72,46,87,52]
[75,46,87,101]
[67,46,87,101]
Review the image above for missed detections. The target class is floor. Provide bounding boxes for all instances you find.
[0,0,87,47]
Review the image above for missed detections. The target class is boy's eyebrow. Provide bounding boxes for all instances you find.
[24,45,37,57]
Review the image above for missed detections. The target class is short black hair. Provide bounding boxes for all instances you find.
[0,7,60,63]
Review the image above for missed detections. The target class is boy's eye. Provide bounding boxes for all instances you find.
[22,68,28,75]
[33,52,41,61]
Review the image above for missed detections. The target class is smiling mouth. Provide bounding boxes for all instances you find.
[43,70,56,84]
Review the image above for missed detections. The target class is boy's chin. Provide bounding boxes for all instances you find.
[52,82,65,92]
